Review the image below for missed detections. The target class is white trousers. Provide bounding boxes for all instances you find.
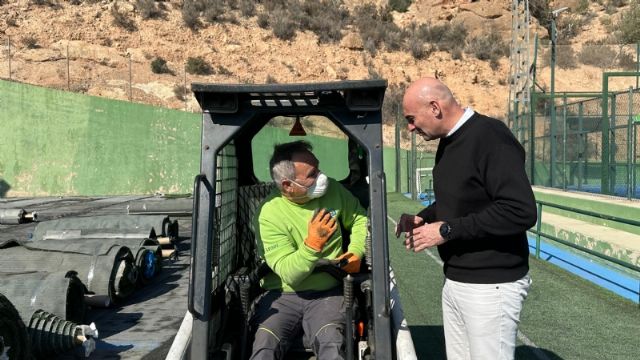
[442,274,531,360]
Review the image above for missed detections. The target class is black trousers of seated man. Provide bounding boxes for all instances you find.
[249,287,346,360]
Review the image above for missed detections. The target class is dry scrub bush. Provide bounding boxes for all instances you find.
[111,3,137,31]
[186,56,212,75]
[578,41,617,68]
[151,57,172,74]
[136,0,164,20]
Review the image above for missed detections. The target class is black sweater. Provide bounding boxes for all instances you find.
[418,112,537,283]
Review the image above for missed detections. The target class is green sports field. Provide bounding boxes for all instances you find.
[386,193,640,360]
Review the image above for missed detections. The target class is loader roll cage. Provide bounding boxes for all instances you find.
[188,80,393,359]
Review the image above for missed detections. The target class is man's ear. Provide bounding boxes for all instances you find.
[430,100,442,118]
[281,179,293,192]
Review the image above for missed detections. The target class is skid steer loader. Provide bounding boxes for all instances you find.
[181,80,415,360]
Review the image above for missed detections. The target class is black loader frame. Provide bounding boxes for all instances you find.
[187,80,398,359]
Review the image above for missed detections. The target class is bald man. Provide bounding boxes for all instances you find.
[396,78,537,360]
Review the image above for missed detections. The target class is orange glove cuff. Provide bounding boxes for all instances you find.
[337,252,361,273]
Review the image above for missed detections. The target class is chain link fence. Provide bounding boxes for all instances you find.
[0,36,199,112]
[514,42,640,199]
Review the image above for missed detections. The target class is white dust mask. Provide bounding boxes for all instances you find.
[290,172,329,200]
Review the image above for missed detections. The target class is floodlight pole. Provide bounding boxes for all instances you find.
[550,7,568,188]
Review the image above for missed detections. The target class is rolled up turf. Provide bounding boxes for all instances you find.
[31,214,178,240]
[30,236,162,286]
[0,271,86,324]
[0,293,31,360]
[0,242,136,305]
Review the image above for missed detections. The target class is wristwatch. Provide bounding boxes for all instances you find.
[439,222,452,240]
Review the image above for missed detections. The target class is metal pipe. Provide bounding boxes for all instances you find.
[627,87,634,200]
[535,203,542,259]
[578,102,584,190]
[0,209,37,225]
[395,104,401,194]
[550,19,557,188]
[7,36,11,80]
[611,93,617,194]
[530,34,538,184]
[562,94,568,191]
[634,120,638,199]
[126,199,193,216]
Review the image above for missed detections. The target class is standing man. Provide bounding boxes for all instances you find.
[251,140,367,360]
[397,77,537,360]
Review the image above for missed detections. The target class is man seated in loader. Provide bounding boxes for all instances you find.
[250,140,368,360]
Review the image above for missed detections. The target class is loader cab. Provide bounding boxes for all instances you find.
[188,80,394,359]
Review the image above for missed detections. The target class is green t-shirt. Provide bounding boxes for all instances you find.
[254,178,367,292]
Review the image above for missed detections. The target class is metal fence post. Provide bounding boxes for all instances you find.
[627,87,635,200]
[578,102,584,191]
[395,104,401,194]
[611,93,617,194]
[634,111,638,199]
[602,76,610,195]
[183,65,188,111]
[7,36,10,80]
[536,203,542,259]
[66,43,70,91]
[128,54,132,101]
[530,34,539,185]
[562,94,568,191]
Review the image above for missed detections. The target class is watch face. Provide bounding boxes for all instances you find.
[440,223,450,238]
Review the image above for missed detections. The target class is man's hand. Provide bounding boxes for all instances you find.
[395,214,424,238]
[336,252,361,273]
[404,221,447,252]
[304,208,338,252]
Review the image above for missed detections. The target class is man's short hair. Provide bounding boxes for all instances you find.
[270,140,313,188]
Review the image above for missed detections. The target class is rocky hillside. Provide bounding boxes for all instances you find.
[0,0,636,145]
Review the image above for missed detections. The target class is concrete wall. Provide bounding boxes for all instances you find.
[0,80,201,196]
[1,80,411,196]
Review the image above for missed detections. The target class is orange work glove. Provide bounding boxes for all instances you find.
[304,208,338,252]
[336,252,361,273]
